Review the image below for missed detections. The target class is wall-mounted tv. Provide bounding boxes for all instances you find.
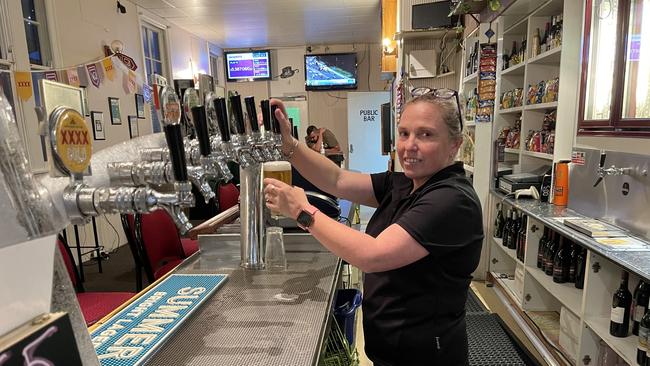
[304,53,357,91]
[224,50,271,82]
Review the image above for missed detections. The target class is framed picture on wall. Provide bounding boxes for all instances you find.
[135,93,145,119]
[91,111,105,140]
[108,97,122,125]
[128,115,139,139]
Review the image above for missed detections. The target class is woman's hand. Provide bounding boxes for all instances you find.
[263,177,309,219]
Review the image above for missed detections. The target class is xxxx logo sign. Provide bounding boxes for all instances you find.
[54,109,92,174]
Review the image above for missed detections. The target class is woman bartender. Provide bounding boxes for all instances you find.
[264,91,483,365]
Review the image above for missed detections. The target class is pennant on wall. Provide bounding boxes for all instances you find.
[86,64,101,88]
[142,84,152,103]
[123,69,136,94]
[44,71,58,82]
[66,68,80,87]
[115,53,137,71]
[95,62,105,83]
[14,71,33,101]
[102,58,115,81]
[77,66,89,87]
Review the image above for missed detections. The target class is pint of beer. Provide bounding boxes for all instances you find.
[263,161,292,186]
[263,161,292,218]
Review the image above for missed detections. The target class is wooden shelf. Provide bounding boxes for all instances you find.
[504,17,528,35]
[584,317,637,366]
[492,237,521,264]
[436,71,455,79]
[526,266,583,316]
[499,106,523,114]
[504,148,520,154]
[463,72,478,84]
[528,46,562,66]
[525,101,558,111]
[522,150,554,160]
[502,62,526,76]
[464,164,474,173]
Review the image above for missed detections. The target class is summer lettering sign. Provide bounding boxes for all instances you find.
[91,274,227,365]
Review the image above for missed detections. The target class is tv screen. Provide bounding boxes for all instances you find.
[304,53,357,91]
[412,1,458,30]
[224,50,271,82]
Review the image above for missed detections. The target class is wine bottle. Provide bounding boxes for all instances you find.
[634,280,650,336]
[510,41,518,65]
[638,300,650,365]
[517,215,527,261]
[508,210,519,250]
[542,230,554,273]
[537,227,549,268]
[494,203,505,238]
[610,271,632,337]
[542,22,550,51]
[575,247,586,289]
[553,237,569,283]
[503,209,512,247]
[568,243,578,283]
[545,232,559,276]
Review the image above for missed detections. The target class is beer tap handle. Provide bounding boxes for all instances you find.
[271,105,281,134]
[191,105,211,157]
[230,94,246,135]
[160,87,188,182]
[244,96,260,133]
[214,97,231,142]
[261,99,272,132]
[593,151,606,187]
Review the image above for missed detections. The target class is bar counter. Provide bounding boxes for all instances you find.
[142,233,341,365]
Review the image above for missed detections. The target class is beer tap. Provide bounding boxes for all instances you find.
[224,95,256,168]
[593,150,633,187]
[260,100,284,161]
[205,92,235,182]
[50,90,194,233]
[245,96,273,162]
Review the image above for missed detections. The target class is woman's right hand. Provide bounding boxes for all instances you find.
[268,99,295,149]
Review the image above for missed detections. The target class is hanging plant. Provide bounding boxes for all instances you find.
[488,0,502,11]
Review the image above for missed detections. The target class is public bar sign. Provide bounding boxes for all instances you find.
[91,274,227,366]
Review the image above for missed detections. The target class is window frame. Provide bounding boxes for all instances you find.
[22,0,53,68]
[140,21,170,86]
[578,0,650,137]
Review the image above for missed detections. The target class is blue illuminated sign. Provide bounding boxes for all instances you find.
[91,274,227,366]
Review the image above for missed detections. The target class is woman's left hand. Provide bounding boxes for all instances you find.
[263,178,309,219]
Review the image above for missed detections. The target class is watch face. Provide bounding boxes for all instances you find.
[297,210,314,229]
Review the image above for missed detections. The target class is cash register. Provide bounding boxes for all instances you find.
[498,166,551,195]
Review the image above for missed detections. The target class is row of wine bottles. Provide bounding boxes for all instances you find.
[493,203,527,262]
[537,227,586,288]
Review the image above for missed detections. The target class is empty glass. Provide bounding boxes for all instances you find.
[265,226,286,271]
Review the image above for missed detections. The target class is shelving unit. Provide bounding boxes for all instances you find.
[521,150,554,160]
[525,266,582,316]
[492,237,519,263]
[584,317,637,366]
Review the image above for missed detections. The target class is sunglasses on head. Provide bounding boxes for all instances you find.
[410,87,463,132]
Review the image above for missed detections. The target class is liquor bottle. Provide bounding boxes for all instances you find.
[519,37,527,62]
[555,14,563,47]
[541,22,551,51]
[610,271,632,337]
[545,232,559,276]
[532,28,541,57]
[575,247,586,289]
[638,300,650,365]
[494,203,505,238]
[552,236,568,283]
[510,41,518,65]
[633,280,650,336]
[537,227,549,268]
[517,214,527,261]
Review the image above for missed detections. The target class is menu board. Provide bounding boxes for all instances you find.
[225,51,271,81]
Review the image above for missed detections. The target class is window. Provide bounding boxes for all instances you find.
[21,0,52,67]
[141,22,168,85]
[209,53,222,87]
[579,0,650,136]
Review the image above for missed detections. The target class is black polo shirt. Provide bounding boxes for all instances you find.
[363,162,483,366]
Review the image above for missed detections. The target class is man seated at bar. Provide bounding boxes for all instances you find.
[263,91,483,366]
[305,125,344,167]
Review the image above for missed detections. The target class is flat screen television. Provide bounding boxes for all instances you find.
[224,50,271,82]
[412,1,459,30]
[304,53,357,91]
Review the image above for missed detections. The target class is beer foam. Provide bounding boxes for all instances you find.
[263,161,291,171]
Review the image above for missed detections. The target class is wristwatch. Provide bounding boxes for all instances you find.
[296,205,319,230]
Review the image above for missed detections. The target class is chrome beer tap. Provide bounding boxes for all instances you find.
[229,94,259,166]
[244,96,274,162]
[593,151,634,187]
[260,100,284,161]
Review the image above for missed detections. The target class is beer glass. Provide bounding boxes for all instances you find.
[263,161,292,219]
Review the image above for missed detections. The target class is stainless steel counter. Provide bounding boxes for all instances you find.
[146,233,341,366]
[491,189,650,283]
